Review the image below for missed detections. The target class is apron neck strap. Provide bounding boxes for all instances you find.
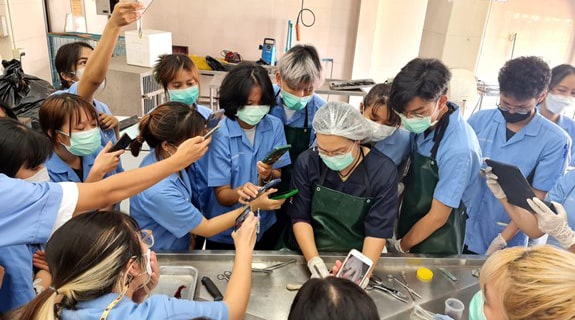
[429,103,455,160]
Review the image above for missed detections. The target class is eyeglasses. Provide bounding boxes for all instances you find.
[139,229,154,248]
[496,101,533,115]
[316,142,355,157]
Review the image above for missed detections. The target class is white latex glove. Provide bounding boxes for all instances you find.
[481,167,506,199]
[391,238,407,253]
[307,256,330,279]
[528,198,575,249]
[485,233,507,255]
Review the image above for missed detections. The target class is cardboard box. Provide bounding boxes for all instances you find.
[125,29,172,67]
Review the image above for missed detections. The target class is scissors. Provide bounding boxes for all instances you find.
[217,271,231,282]
[366,275,409,303]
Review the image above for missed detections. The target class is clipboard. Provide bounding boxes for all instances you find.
[485,159,554,212]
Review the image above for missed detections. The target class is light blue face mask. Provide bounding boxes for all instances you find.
[280,89,312,111]
[169,85,200,106]
[59,127,101,156]
[237,105,270,126]
[397,100,440,134]
[469,290,487,320]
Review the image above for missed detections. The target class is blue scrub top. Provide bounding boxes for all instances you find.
[130,152,203,252]
[557,114,575,166]
[186,104,213,213]
[0,175,63,247]
[61,293,229,320]
[53,83,117,146]
[45,146,123,183]
[0,244,38,313]
[465,109,571,253]
[373,128,410,167]
[206,115,291,244]
[413,104,483,211]
[269,84,325,146]
[196,104,212,120]
[546,170,575,248]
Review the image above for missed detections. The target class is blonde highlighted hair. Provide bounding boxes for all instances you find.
[480,246,575,320]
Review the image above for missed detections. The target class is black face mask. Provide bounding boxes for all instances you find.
[499,108,532,123]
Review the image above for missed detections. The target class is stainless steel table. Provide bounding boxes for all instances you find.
[157,251,484,320]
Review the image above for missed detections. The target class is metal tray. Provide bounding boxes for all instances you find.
[154,265,198,300]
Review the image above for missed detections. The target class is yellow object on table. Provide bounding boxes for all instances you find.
[190,55,212,70]
[417,267,434,282]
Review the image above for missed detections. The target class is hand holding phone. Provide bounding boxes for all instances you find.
[109,133,133,152]
[336,249,374,288]
[262,145,291,166]
[270,189,299,200]
[203,125,220,139]
[206,110,225,129]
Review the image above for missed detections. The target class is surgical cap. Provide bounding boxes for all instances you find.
[312,101,372,141]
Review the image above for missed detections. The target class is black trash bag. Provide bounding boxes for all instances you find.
[0,59,55,129]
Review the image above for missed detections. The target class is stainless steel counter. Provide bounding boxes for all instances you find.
[157,251,485,320]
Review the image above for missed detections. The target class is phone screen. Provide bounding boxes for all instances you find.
[206,110,225,129]
[337,254,371,286]
[203,125,220,139]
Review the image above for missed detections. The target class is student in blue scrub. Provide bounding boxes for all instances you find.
[39,94,123,188]
[153,53,212,225]
[18,210,259,320]
[207,62,290,250]
[53,2,141,146]
[359,83,410,168]
[465,56,571,255]
[0,119,53,314]
[288,102,398,278]
[389,58,483,255]
[0,117,210,249]
[130,102,263,252]
[537,64,575,166]
[271,45,325,165]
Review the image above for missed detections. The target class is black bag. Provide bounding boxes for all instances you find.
[0,59,55,129]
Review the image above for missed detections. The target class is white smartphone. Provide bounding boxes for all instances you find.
[336,249,374,288]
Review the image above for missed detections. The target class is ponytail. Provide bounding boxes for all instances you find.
[17,287,59,320]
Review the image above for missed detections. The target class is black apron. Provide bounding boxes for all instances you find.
[397,107,467,254]
[282,104,311,183]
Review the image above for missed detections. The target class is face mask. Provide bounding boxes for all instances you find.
[281,89,312,111]
[319,151,355,171]
[398,101,440,134]
[469,290,487,320]
[498,107,532,123]
[60,127,101,156]
[24,167,50,183]
[144,248,152,275]
[237,105,270,126]
[169,85,200,106]
[74,68,106,90]
[546,93,575,114]
[366,118,396,141]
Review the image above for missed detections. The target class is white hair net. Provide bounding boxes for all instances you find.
[312,101,372,141]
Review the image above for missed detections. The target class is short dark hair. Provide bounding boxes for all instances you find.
[288,277,379,320]
[55,42,94,89]
[0,118,52,177]
[153,54,201,94]
[498,56,550,101]
[549,64,575,91]
[388,58,451,113]
[363,83,400,127]
[218,62,275,121]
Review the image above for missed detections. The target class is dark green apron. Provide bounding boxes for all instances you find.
[282,105,311,181]
[284,151,373,252]
[396,107,467,255]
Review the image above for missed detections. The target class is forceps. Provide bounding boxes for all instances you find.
[367,276,409,303]
[217,271,231,282]
[252,259,297,273]
[389,274,422,300]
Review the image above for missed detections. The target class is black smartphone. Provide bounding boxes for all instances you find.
[203,125,220,139]
[206,110,225,129]
[262,145,291,165]
[235,206,251,231]
[109,133,132,152]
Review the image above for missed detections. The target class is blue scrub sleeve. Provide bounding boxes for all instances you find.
[434,151,475,208]
[143,185,204,239]
[208,130,233,187]
[531,137,571,192]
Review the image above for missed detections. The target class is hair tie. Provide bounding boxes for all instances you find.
[136,136,144,143]
[49,286,59,295]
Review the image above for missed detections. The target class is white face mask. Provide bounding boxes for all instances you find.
[144,248,152,275]
[546,93,575,114]
[24,167,50,183]
[74,68,106,91]
[365,118,397,141]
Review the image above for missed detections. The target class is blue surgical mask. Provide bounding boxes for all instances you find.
[169,85,200,106]
[319,152,355,171]
[280,89,312,111]
[237,105,270,125]
[59,128,101,156]
[469,290,487,320]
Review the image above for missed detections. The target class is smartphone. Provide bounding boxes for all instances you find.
[234,206,251,231]
[203,125,220,139]
[336,249,374,288]
[109,133,132,152]
[270,189,299,200]
[206,110,225,129]
[247,179,281,202]
[262,145,291,165]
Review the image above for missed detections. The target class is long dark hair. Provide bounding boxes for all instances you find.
[55,42,94,89]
